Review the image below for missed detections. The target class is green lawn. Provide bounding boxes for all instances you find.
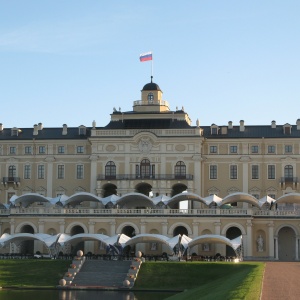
[0,259,264,300]
[0,260,71,288]
[134,261,265,300]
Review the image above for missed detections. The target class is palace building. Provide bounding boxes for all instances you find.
[0,77,300,261]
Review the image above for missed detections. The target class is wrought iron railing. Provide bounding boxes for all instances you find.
[96,174,193,180]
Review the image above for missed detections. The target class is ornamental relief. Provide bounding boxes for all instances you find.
[106,145,116,152]
[138,137,153,154]
[175,144,186,152]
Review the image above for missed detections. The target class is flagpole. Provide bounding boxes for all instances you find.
[151,51,153,79]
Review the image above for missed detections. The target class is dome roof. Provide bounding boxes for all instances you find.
[142,77,161,91]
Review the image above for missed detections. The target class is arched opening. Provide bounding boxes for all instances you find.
[135,182,152,197]
[171,184,188,197]
[47,228,57,235]
[171,183,188,209]
[173,226,188,237]
[19,225,34,254]
[226,226,241,257]
[70,225,84,255]
[278,226,296,261]
[121,226,136,256]
[102,183,117,198]
[173,226,188,254]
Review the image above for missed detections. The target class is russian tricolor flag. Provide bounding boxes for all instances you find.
[140,51,152,62]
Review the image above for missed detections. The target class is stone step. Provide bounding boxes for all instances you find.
[72,260,132,287]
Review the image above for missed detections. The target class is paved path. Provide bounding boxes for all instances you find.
[261,262,300,300]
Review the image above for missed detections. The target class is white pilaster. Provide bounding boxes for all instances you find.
[268,222,274,259]
[89,155,98,194]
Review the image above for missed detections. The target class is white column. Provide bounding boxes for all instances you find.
[192,221,199,238]
[109,221,116,236]
[36,221,45,253]
[268,222,274,259]
[296,236,299,261]
[138,222,147,253]
[274,235,279,260]
[85,221,95,253]
[240,156,250,194]
[161,222,169,254]
[246,220,252,258]
[89,155,98,195]
[59,221,65,233]
[161,222,168,236]
[10,220,15,234]
[214,222,223,255]
[45,156,55,197]
[192,154,201,197]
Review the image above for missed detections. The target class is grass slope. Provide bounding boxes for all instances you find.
[0,260,71,288]
[134,262,264,300]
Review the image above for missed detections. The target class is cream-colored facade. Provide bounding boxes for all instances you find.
[0,79,300,261]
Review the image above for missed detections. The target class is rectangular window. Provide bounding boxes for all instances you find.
[58,146,65,154]
[76,165,84,179]
[38,165,45,179]
[252,165,259,179]
[25,146,32,154]
[285,145,293,153]
[230,146,237,153]
[58,165,65,179]
[210,146,218,154]
[268,165,275,179]
[251,145,259,153]
[210,165,217,179]
[268,145,276,153]
[230,165,237,179]
[10,146,16,154]
[252,194,259,200]
[39,146,46,154]
[77,146,84,153]
[24,165,31,179]
[268,194,276,200]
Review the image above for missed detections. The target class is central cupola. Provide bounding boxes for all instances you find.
[133,76,170,113]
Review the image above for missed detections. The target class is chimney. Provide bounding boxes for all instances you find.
[33,124,38,135]
[0,123,3,132]
[62,124,68,135]
[228,121,233,129]
[271,120,276,128]
[38,122,43,130]
[297,119,300,130]
[239,120,245,132]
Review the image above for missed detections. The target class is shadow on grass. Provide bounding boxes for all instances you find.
[134,262,264,300]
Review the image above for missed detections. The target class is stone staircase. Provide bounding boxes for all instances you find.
[71,260,132,288]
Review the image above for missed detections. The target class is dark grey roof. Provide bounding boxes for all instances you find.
[1,124,300,140]
[203,125,300,139]
[0,127,90,140]
[105,119,192,129]
[142,82,161,92]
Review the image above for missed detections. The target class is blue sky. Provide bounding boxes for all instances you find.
[0,1,300,129]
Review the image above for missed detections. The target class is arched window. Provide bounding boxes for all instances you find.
[147,92,154,103]
[140,159,151,178]
[284,165,293,180]
[175,161,186,179]
[8,165,16,178]
[105,161,116,179]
